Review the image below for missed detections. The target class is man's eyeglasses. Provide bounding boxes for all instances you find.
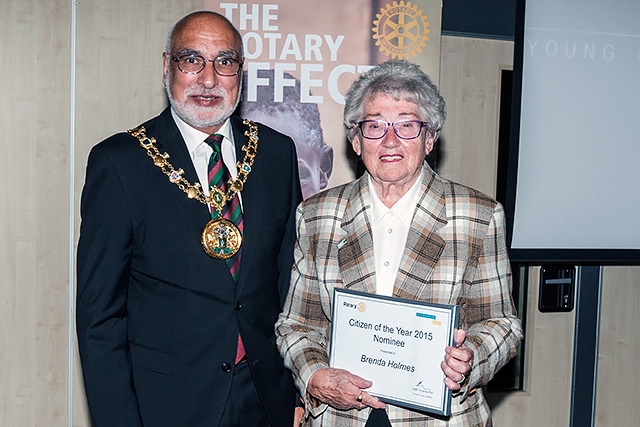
[170,54,243,76]
[357,119,428,140]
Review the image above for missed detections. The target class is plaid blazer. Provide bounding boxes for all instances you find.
[276,164,523,427]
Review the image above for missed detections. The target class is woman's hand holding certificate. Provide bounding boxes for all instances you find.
[441,329,474,391]
[307,368,386,411]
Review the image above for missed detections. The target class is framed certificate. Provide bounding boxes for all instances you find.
[329,288,459,416]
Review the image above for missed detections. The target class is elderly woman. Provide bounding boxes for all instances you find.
[276,60,523,426]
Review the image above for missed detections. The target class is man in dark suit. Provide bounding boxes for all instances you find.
[76,11,302,426]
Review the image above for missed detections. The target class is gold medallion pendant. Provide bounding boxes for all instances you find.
[201,217,242,260]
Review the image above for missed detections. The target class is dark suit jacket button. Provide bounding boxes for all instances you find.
[221,362,232,372]
[235,302,242,311]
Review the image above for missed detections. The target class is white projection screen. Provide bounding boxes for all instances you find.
[505,0,640,263]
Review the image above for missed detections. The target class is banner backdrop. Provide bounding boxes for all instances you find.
[204,0,442,198]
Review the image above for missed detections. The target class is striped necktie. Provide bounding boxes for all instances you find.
[205,134,246,364]
[205,133,243,281]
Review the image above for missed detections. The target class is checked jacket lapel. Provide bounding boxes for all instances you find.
[337,177,377,295]
[394,166,447,301]
[337,166,448,301]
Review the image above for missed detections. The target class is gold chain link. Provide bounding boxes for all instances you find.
[127,119,259,213]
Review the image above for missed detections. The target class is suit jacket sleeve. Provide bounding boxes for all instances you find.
[76,142,143,426]
[460,202,523,397]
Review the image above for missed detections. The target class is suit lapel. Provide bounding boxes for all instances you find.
[394,165,447,301]
[151,108,212,232]
[338,177,377,294]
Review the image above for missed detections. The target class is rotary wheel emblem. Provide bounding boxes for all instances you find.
[372,1,430,59]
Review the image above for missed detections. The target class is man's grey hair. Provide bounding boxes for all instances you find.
[165,11,243,56]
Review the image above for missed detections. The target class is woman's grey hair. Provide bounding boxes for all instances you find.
[343,59,446,142]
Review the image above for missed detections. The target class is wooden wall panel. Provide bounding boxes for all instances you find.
[438,36,514,198]
[486,267,575,426]
[0,0,71,425]
[73,0,204,193]
[595,266,640,426]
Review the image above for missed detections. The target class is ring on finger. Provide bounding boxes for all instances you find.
[457,374,466,384]
[356,391,364,402]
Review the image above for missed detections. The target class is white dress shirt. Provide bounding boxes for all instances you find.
[170,109,242,208]
[369,170,423,296]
